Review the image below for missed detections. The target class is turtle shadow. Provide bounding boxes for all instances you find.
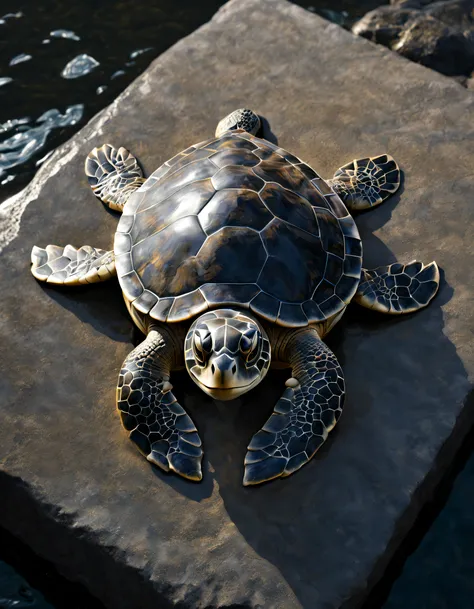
[184,191,458,605]
[259,115,279,145]
[40,280,133,344]
[351,171,406,267]
[148,452,215,502]
[208,268,469,608]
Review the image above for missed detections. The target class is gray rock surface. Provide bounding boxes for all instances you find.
[353,0,474,77]
[0,0,473,607]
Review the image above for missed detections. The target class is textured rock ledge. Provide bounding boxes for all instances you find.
[0,1,473,608]
[353,0,474,81]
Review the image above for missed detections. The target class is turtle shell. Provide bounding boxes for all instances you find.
[114,130,362,327]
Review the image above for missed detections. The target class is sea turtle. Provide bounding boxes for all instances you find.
[30,108,440,486]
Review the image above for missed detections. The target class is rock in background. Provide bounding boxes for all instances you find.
[352,0,474,83]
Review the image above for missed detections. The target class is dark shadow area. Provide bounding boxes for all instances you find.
[41,281,133,344]
[0,525,105,609]
[201,196,466,608]
[146,366,291,499]
[259,115,279,145]
[211,282,467,609]
[366,390,474,609]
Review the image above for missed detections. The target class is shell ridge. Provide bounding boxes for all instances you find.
[122,132,362,327]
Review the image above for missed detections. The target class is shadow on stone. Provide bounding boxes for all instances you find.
[41,281,132,344]
[203,210,462,608]
[259,115,279,145]
[28,139,461,609]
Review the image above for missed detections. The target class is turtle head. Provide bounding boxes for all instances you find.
[215,108,261,138]
[185,310,271,401]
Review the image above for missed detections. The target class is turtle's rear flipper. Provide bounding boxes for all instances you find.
[85,144,145,212]
[31,244,116,285]
[327,155,400,211]
[354,261,440,314]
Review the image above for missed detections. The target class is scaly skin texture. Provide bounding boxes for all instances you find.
[117,316,345,486]
[30,245,116,285]
[327,154,400,211]
[355,261,440,314]
[117,328,203,481]
[85,144,145,212]
[244,327,345,485]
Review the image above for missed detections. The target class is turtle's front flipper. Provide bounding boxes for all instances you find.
[85,144,145,212]
[31,244,116,285]
[327,155,400,211]
[244,329,344,486]
[355,261,440,314]
[118,329,203,481]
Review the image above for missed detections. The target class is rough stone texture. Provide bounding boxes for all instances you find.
[0,1,473,608]
[353,0,474,77]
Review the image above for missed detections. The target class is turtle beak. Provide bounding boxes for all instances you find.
[209,353,237,387]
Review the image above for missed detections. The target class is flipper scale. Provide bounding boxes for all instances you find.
[244,329,343,486]
[355,261,440,314]
[31,244,116,285]
[85,144,145,212]
[327,154,400,211]
[118,330,203,481]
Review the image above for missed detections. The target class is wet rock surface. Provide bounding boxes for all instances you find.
[353,0,474,78]
[0,0,474,608]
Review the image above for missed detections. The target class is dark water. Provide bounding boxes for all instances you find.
[1,1,474,608]
[0,0,221,203]
[0,0,381,205]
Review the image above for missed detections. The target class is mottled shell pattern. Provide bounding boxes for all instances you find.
[114,130,362,328]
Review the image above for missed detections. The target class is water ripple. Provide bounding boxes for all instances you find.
[129,47,154,59]
[0,12,23,25]
[9,54,32,67]
[50,29,80,41]
[61,54,99,79]
[0,105,84,182]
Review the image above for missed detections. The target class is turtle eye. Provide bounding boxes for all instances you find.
[193,329,211,365]
[240,329,260,363]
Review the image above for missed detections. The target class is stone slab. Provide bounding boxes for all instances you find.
[0,1,473,608]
